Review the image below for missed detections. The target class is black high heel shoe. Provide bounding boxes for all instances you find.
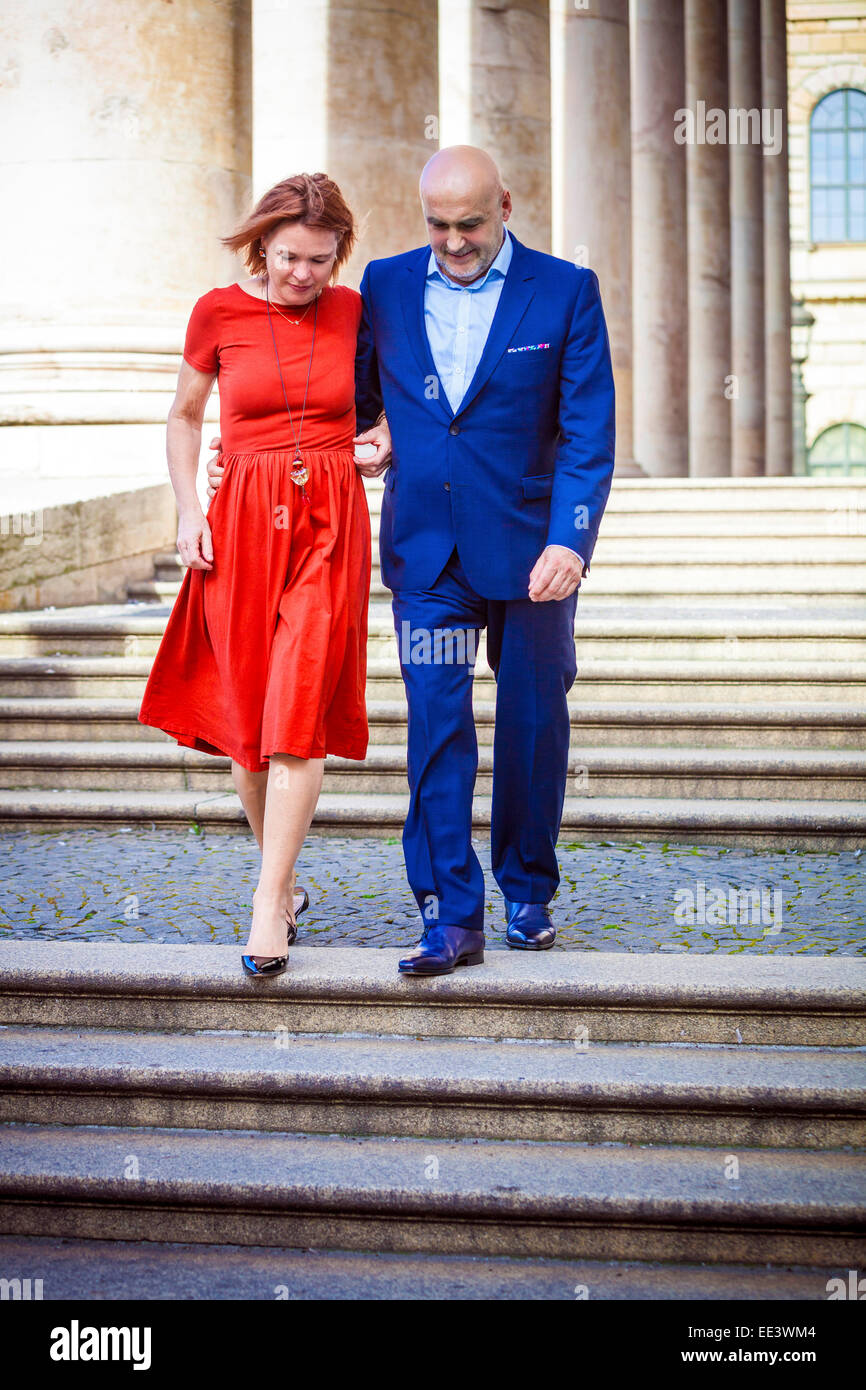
[241,948,288,978]
[285,885,310,946]
[241,885,310,977]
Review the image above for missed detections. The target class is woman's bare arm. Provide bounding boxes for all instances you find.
[167,360,217,570]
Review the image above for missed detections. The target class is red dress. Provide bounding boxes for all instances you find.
[138,282,371,770]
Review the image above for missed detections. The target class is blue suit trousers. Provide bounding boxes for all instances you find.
[391,546,578,931]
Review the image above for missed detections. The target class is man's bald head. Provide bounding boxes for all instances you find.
[419,145,513,285]
[420,145,504,203]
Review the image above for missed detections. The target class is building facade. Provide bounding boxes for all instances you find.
[787,1,866,476]
[0,1,863,501]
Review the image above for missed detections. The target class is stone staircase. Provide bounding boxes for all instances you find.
[0,477,865,846]
[0,941,863,1296]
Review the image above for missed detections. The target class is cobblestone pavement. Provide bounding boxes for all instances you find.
[0,828,863,953]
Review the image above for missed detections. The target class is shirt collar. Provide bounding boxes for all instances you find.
[426,227,513,290]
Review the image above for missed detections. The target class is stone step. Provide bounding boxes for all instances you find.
[0,657,164,698]
[3,943,862,1045]
[3,601,865,657]
[360,658,866,705]
[125,575,386,601]
[259,476,866,521]
[570,622,866,663]
[577,480,866,509]
[149,526,866,563]
[578,512,866,537]
[2,740,865,800]
[359,472,864,498]
[0,1233,840,1300]
[391,622,866,663]
[587,540,866,565]
[364,699,865,750]
[579,568,863,597]
[157,497,866,537]
[131,565,866,604]
[116,585,866,648]
[2,656,863,704]
[369,662,866,703]
[1,788,863,846]
[0,608,175,658]
[1,1122,862,1264]
[303,480,866,512]
[5,609,866,663]
[1,697,863,750]
[1,1025,862,1149]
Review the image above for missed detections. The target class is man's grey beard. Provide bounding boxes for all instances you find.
[434,249,495,283]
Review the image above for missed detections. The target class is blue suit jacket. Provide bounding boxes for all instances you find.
[355,233,616,600]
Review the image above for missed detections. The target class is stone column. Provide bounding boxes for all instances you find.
[685,0,732,477]
[728,0,766,476]
[630,0,688,477]
[761,0,793,475]
[552,0,638,474]
[438,0,551,251]
[253,0,439,286]
[0,0,252,425]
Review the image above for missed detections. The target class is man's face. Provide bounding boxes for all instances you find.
[421,185,512,285]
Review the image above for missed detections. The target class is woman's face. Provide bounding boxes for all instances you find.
[261,220,339,304]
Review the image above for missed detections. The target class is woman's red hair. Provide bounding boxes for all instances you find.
[222,173,356,280]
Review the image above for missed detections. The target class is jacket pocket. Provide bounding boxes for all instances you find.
[521,472,554,500]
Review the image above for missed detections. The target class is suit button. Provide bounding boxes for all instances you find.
[444,482,451,491]
[449,422,460,435]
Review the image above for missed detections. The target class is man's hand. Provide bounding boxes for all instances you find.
[528,544,583,602]
[205,435,223,500]
[353,416,392,478]
[177,509,214,571]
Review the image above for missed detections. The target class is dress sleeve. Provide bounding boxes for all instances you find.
[183,293,220,375]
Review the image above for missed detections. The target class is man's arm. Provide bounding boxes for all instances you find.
[546,267,616,574]
[355,263,384,432]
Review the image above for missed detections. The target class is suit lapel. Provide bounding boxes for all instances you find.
[398,234,537,422]
[455,235,536,418]
[400,249,453,422]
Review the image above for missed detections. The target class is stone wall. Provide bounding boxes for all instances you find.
[0,483,177,612]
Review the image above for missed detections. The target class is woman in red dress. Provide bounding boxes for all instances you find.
[138,174,389,976]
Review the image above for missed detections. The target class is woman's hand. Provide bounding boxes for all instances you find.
[177,509,214,571]
[353,415,392,478]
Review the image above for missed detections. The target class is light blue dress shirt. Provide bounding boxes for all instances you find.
[424,229,513,414]
[423,228,584,569]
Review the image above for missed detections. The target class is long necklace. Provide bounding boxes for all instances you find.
[266,286,318,502]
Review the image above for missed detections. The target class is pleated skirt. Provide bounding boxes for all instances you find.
[138,447,371,771]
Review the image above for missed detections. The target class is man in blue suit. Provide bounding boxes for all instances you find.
[355,145,616,976]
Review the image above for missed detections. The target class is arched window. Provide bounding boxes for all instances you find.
[810,88,866,242]
[808,423,866,476]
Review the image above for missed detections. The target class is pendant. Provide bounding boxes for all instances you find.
[290,455,309,487]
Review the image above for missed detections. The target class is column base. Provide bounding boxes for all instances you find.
[0,328,185,425]
[613,457,647,478]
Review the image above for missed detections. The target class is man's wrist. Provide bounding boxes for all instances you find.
[549,542,585,568]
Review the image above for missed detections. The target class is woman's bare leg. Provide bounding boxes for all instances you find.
[242,754,325,956]
[231,762,268,849]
